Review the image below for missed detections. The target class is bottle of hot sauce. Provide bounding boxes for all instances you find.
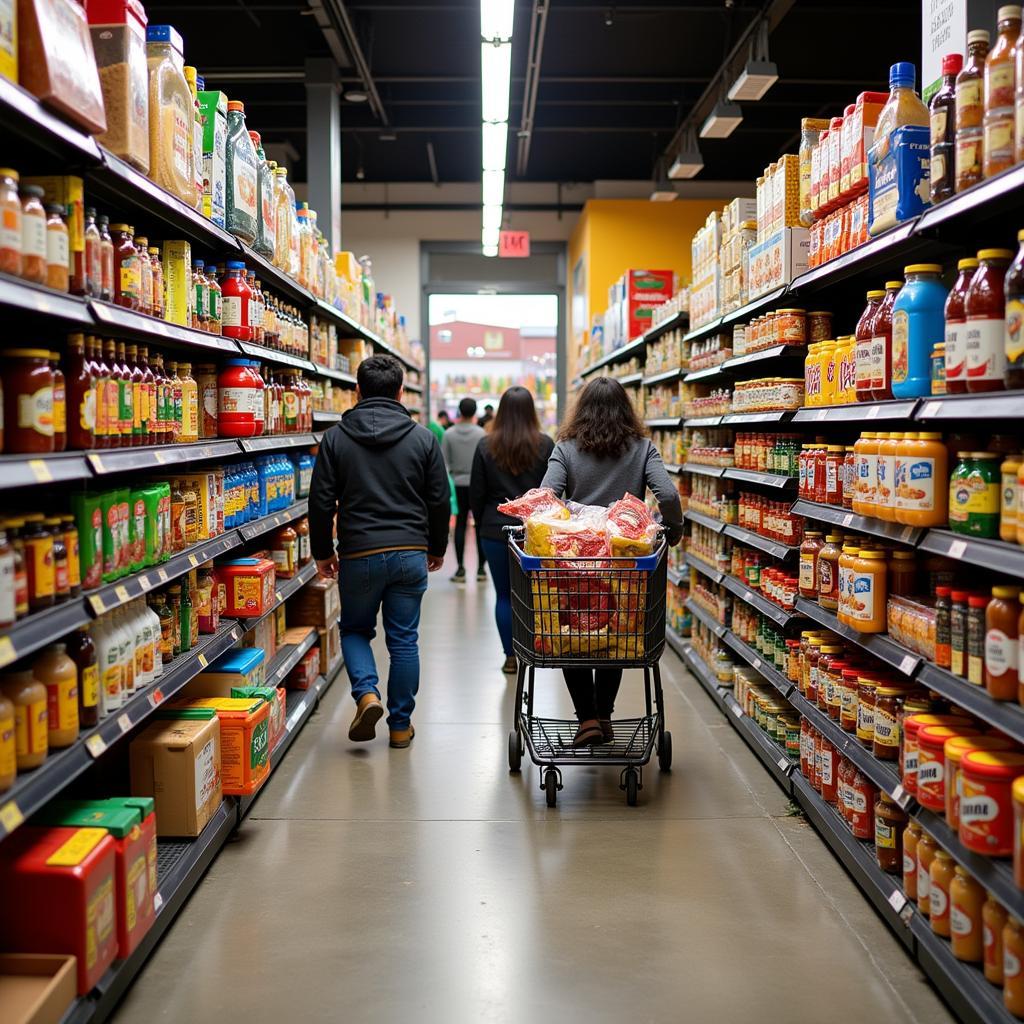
[66,333,95,451]
[104,339,124,448]
[116,342,135,441]
[855,290,884,402]
[137,346,156,445]
[944,258,979,394]
[125,344,145,447]
[89,337,109,450]
[870,281,903,400]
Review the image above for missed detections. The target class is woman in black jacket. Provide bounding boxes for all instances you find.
[470,386,554,674]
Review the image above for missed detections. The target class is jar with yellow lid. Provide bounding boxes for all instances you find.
[849,549,887,632]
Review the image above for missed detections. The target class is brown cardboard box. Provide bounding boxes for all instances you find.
[318,622,340,675]
[0,955,77,1024]
[289,578,340,628]
[130,716,222,837]
[241,615,277,660]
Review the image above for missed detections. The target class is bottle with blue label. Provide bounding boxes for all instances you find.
[891,264,948,398]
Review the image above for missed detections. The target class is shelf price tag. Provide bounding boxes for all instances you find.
[85,733,108,758]
[731,702,744,718]
[87,453,106,473]
[842,514,853,527]
[891,784,911,809]
[28,459,52,482]
[118,713,132,734]
[887,890,908,913]
[156,569,169,583]
[148,688,165,708]
[752,658,762,671]
[777,757,790,773]
[88,593,106,615]
[114,584,130,605]
[922,401,941,418]
[0,801,24,835]
[899,655,916,676]
[948,540,967,560]
[153,891,164,913]
[188,554,199,568]
[139,575,153,592]
[899,526,915,543]
[0,636,16,669]
[198,654,208,668]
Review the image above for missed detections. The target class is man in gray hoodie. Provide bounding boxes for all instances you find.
[441,397,487,583]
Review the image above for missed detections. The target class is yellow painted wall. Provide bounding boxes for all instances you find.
[568,198,731,374]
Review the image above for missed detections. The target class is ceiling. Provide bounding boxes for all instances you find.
[148,0,922,187]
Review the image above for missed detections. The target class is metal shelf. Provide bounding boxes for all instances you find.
[684,508,725,533]
[679,462,724,478]
[0,76,101,162]
[0,599,92,671]
[312,410,344,422]
[720,629,793,698]
[722,467,796,490]
[683,414,724,427]
[0,272,94,325]
[644,309,688,342]
[642,367,683,386]
[644,417,682,428]
[683,364,726,383]
[720,410,795,425]
[791,500,924,546]
[311,299,423,372]
[685,597,725,638]
[719,571,800,628]
[915,661,1024,746]
[617,371,644,386]
[89,300,239,355]
[85,440,241,476]
[239,432,317,453]
[915,393,1024,421]
[916,161,1024,240]
[402,380,423,393]
[0,621,242,841]
[578,334,648,377]
[792,399,920,424]
[238,500,310,541]
[684,550,724,584]
[794,597,921,676]
[239,341,315,372]
[0,451,92,490]
[683,317,723,343]
[722,523,800,560]
[667,566,683,587]
[721,343,805,372]
[720,287,788,327]
[264,628,319,688]
[919,529,1024,582]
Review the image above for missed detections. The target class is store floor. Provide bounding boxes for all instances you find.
[112,553,954,1024]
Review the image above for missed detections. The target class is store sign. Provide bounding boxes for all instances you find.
[499,230,530,257]
[922,1,965,101]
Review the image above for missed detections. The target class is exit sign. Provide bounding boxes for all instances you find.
[499,230,530,258]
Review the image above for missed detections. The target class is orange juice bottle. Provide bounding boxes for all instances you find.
[850,549,888,633]
[896,432,949,527]
[875,433,900,522]
[819,341,838,406]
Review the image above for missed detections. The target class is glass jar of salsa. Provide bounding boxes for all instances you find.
[3,349,54,453]
[966,248,1013,392]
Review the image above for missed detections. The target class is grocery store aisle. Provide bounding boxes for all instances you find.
[112,552,953,1024]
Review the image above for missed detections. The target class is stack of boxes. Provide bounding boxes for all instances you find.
[748,154,810,297]
[719,198,758,313]
[690,212,723,329]
[600,268,677,352]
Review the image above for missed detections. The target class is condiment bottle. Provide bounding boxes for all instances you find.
[82,206,101,298]
[929,53,963,203]
[1006,230,1024,389]
[966,248,1014,391]
[116,341,135,441]
[944,257,979,393]
[950,866,986,962]
[0,168,22,276]
[19,184,47,284]
[44,516,69,604]
[887,549,917,596]
[917,830,939,916]
[0,525,14,629]
[894,432,948,527]
[1,668,48,769]
[968,593,991,686]
[44,204,69,292]
[874,793,907,874]
[1006,916,1024,1018]
[874,433,897,520]
[956,30,991,192]
[220,261,252,340]
[149,246,164,319]
[930,848,957,936]
[65,333,95,450]
[193,260,208,331]
[892,266,948,399]
[986,585,1022,700]
[869,281,902,399]
[935,586,952,668]
[65,626,98,729]
[816,534,841,611]
[97,215,115,302]
[854,291,884,402]
[111,223,141,311]
[178,362,199,443]
[0,691,13,792]
[33,643,78,748]
[903,821,922,899]
[22,515,55,612]
[986,895,1009,984]
[951,589,970,678]
[135,235,152,316]
[983,5,1022,179]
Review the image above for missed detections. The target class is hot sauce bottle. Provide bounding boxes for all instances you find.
[66,333,95,450]
[870,281,902,400]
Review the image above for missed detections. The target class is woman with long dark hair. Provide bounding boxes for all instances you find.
[470,386,555,674]
[541,376,683,747]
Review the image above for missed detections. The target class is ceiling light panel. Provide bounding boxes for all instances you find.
[481,42,512,123]
[480,0,515,41]
[700,100,743,139]
[482,121,507,172]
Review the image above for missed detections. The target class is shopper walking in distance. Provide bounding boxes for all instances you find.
[428,409,451,442]
[308,354,450,748]
[542,376,683,747]
[442,397,487,583]
[469,386,554,675]
[477,403,495,432]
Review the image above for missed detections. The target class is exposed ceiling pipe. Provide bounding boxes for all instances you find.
[307,0,389,125]
[516,0,549,177]
[426,140,440,186]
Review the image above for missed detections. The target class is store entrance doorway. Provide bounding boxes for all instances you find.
[420,241,567,430]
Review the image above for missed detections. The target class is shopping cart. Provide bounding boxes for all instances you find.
[505,527,671,807]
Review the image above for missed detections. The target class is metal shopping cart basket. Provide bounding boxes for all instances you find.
[505,527,671,807]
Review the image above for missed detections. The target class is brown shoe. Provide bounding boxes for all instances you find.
[571,719,604,748]
[349,693,384,741]
[389,726,415,748]
[598,719,614,744]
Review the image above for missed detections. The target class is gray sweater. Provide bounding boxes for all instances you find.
[541,437,683,543]
[441,421,486,486]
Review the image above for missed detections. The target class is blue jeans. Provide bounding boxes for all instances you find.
[481,537,512,656]
[338,550,429,729]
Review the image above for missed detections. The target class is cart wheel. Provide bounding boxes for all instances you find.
[544,769,558,808]
[658,731,673,772]
[508,730,521,773]
[625,769,639,806]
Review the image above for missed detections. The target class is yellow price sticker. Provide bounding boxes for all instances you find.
[156,569,168,583]
[88,453,106,473]
[0,801,24,835]
[275,591,283,604]
[198,654,208,668]
[154,450,166,464]
[85,733,108,759]
[88,594,106,615]
[139,575,152,592]
[28,459,52,483]
[188,554,198,567]
[115,585,130,604]
[0,636,16,668]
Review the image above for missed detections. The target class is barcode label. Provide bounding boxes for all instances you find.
[948,540,967,559]
[899,655,916,675]
[888,890,907,913]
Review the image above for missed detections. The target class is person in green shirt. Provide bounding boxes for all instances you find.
[428,408,451,442]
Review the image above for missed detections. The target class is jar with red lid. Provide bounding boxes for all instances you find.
[218,359,265,437]
[855,290,884,401]
[948,735,1014,829]
[916,724,982,812]
[3,349,55,453]
[903,713,970,796]
[850,771,877,840]
[965,249,1014,393]
[959,750,1024,855]
[220,261,253,340]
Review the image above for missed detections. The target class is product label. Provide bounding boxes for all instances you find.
[876,819,895,849]
[860,453,877,503]
[14,698,47,756]
[965,317,1006,381]
[81,663,98,709]
[951,905,973,937]
[891,310,909,384]
[850,571,875,622]
[949,479,999,524]
[899,458,936,513]
[1007,949,1023,981]
[955,133,983,182]
[857,702,874,741]
[960,793,999,825]
[917,858,931,902]
[195,736,218,812]
[903,851,915,877]
[17,386,54,436]
[945,321,965,380]
[986,628,1017,678]
[222,294,244,328]
[820,747,833,784]
[1007,299,1024,366]
[23,212,46,258]
[931,885,948,918]
[46,226,69,272]
[799,553,816,591]
[232,156,258,223]
[172,97,191,183]
[1,207,19,253]
[851,788,868,813]
[904,746,919,778]
[873,707,898,747]
[86,875,115,970]
[47,677,78,732]
[251,717,269,771]
[985,117,1014,162]
[876,455,891,507]
[219,386,263,417]
[917,755,943,788]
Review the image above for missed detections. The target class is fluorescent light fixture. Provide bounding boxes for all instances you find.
[482,121,507,171]
[481,42,512,123]
[482,203,503,230]
[700,99,743,139]
[482,224,500,248]
[483,245,498,257]
[669,145,703,180]
[649,179,677,202]
[480,0,514,40]
[728,59,779,101]
[482,169,505,207]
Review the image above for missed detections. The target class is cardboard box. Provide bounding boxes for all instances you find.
[197,90,227,227]
[184,647,266,699]
[162,241,193,326]
[216,558,276,617]
[0,955,77,1024]
[130,714,222,837]
[232,685,286,750]
[289,577,340,628]
[747,227,809,298]
[0,0,16,84]
[242,615,277,660]
[286,648,320,691]
[176,472,219,541]
[318,622,340,675]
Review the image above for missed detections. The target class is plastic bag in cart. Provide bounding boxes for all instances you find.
[497,487,565,520]
[606,493,659,557]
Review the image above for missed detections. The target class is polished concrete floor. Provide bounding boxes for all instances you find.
[112,551,955,1024]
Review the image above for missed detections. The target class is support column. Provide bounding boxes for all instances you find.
[305,57,342,251]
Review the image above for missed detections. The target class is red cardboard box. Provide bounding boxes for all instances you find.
[216,558,276,617]
[287,648,321,691]
[0,828,118,995]
[625,269,674,340]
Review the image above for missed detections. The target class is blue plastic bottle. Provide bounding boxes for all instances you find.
[890,264,948,398]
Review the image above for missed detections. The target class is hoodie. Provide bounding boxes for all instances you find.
[308,397,451,559]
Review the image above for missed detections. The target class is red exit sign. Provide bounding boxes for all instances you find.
[499,230,530,258]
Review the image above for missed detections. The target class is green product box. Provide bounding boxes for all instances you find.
[198,90,227,227]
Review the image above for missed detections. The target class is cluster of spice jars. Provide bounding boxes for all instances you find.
[733,432,800,476]
[732,670,800,761]
[732,603,790,668]
[800,718,879,837]
[736,308,831,355]
[798,441,856,507]
[730,377,805,413]
[737,492,803,546]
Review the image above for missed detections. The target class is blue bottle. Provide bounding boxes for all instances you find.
[891,264,948,398]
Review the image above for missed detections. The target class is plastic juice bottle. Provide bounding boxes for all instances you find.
[819,341,838,406]
[944,258,980,393]
[94,615,121,715]
[983,5,1022,179]
[870,281,903,399]
[896,433,949,526]
[966,248,1014,391]
[804,343,820,406]
[875,433,900,521]
[856,292,885,401]
[224,100,259,246]
[891,265,947,399]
